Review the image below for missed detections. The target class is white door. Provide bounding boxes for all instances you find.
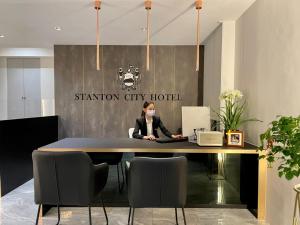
[23,58,41,118]
[7,58,41,119]
[7,58,25,119]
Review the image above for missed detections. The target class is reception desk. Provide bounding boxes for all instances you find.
[38,138,267,220]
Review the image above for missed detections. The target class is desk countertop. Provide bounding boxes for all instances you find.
[39,138,258,154]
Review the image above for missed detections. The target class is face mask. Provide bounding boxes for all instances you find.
[146,109,155,117]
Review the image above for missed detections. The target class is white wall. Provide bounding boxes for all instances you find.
[0,48,53,57]
[203,22,236,118]
[40,57,55,116]
[203,25,222,118]
[0,57,7,120]
[235,0,300,224]
[220,21,236,95]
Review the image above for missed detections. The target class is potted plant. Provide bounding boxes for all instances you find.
[215,89,260,145]
[259,116,300,224]
[259,115,300,180]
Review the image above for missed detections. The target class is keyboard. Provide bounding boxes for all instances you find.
[156,137,188,143]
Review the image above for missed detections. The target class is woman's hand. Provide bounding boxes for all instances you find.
[172,134,183,139]
[143,135,156,141]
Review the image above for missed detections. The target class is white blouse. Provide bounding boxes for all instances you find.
[146,117,153,136]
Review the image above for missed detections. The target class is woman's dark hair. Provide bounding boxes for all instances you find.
[141,101,155,117]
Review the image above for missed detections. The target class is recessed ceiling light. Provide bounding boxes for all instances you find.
[0,34,5,38]
[54,26,62,31]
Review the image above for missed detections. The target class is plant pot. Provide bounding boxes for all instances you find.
[224,130,228,145]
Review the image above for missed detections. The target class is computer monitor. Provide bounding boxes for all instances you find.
[182,106,211,138]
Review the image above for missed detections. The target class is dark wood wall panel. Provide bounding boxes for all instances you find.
[55,46,84,138]
[83,46,104,138]
[153,46,176,134]
[173,46,199,131]
[55,45,204,138]
[198,46,205,106]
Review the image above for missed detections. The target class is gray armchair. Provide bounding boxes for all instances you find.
[88,152,125,193]
[127,156,188,225]
[32,151,109,225]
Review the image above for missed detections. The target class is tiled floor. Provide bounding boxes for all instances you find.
[0,180,268,225]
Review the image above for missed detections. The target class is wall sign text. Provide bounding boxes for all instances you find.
[74,93,182,101]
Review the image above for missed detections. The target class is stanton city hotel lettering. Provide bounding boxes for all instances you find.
[74,93,182,101]
[74,65,184,102]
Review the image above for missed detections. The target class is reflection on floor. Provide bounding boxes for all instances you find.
[186,158,240,206]
[102,154,241,207]
[0,180,268,225]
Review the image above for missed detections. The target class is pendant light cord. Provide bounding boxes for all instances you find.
[196,8,200,71]
[146,9,150,71]
[96,8,100,71]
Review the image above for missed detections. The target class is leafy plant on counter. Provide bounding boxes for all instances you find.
[215,89,260,131]
[259,115,300,180]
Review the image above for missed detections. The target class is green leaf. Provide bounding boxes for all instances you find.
[285,171,294,180]
[279,171,284,177]
[259,115,300,180]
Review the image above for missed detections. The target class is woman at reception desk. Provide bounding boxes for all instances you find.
[132,101,182,141]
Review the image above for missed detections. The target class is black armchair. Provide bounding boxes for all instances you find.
[127,156,188,225]
[32,151,109,225]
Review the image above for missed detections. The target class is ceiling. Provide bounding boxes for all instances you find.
[0,0,256,48]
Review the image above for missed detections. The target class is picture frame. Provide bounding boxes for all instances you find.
[227,130,244,147]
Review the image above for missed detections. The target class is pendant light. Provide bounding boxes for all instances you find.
[195,0,202,71]
[95,0,101,71]
[145,0,152,71]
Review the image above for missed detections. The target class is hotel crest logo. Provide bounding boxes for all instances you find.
[118,65,140,91]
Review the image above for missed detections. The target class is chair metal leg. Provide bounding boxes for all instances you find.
[182,208,187,225]
[131,208,135,225]
[175,208,179,225]
[56,205,61,225]
[117,164,122,193]
[128,207,132,225]
[88,206,92,225]
[35,204,41,225]
[121,162,125,189]
[101,197,108,225]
